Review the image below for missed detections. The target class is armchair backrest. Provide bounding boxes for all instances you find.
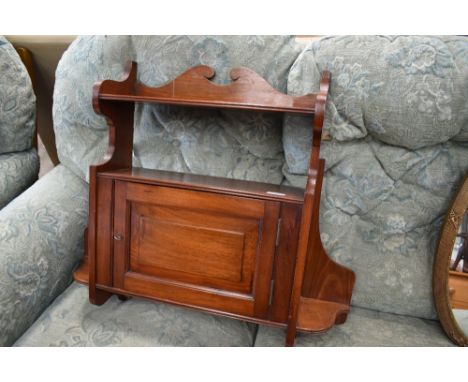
[283,35,468,320]
[0,36,36,155]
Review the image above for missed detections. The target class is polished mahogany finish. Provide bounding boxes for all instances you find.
[74,62,355,346]
[99,167,305,204]
[96,63,317,115]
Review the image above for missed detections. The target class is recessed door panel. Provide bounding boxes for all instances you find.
[135,217,245,282]
[112,180,279,318]
[129,202,259,293]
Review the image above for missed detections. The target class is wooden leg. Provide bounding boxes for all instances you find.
[89,288,112,305]
[335,311,349,325]
[285,325,297,346]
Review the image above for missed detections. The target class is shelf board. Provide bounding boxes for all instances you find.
[99,93,316,115]
[73,257,351,333]
[99,167,305,204]
[449,270,468,279]
[96,64,318,115]
[296,296,350,333]
[73,256,89,285]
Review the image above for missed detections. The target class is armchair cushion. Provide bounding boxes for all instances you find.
[0,149,39,209]
[53,36,301,184]
[15,282,256,347]
[283,35,468,319]
[0,165,88,346]
[254,306,453,346]
[0,36,36,154]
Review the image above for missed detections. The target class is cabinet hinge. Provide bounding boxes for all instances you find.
[275,218,282,247]
[269,279,275,306]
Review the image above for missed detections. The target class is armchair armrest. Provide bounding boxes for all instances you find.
[0,149,39,209]
[0,165,88,346]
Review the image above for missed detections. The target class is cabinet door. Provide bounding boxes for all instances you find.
[112,180,279,319]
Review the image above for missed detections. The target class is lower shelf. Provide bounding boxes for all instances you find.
[73,258,349,334]
[74,256,89,285]
[296,296,350,333]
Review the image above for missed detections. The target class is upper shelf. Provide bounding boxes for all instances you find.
[98,167,305,205]
[94,61,329,115]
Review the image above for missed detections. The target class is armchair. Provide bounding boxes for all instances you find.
[256,35,468,346]
[4,35,467,346]
[5,36,302,346]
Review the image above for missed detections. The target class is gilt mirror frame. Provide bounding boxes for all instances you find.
[433,175,468,346]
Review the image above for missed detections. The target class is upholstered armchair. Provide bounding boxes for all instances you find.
[0,36,39,209]
[256,35,468,345]
[2,36,301,346]
[2,35,467,346]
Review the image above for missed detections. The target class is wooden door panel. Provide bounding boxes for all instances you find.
[113,180,279,318]
[134,217,246,282]
[129,203,259,293]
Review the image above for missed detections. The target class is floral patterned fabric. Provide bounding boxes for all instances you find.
[7,35,466,347]
[0,165,88,346]
[254,306,453,346]
[0,149,39,209]
[0,36,36,155]
[3,36,298,347]
[53,36,301,184]
[0,36,38,207]
[14,282,256,347]
[283,35,468,319]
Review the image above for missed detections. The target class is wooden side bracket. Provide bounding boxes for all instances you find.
[285,72,355,346]
[87,62,137,305]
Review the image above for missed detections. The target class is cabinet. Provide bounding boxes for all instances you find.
[73,62,355,346]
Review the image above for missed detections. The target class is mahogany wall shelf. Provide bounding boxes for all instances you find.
[73,62,355,346]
